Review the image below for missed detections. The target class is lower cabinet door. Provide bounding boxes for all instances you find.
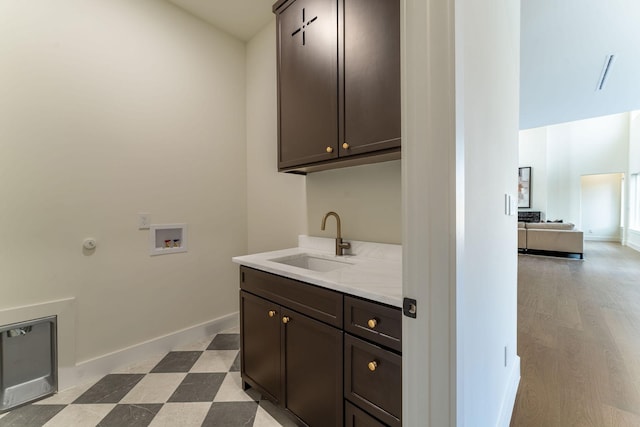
[240,291,282,403]
[345,401,388,427]
[283,309,344,427]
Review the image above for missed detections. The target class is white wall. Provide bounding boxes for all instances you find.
[519,127,548,217]
[548,114,629,226]
[520,113,629,227]
[246,20,307,253]
[0,0,246,375]
[306,161,401,244]
[580,173,623,241]
[457,0,521,425]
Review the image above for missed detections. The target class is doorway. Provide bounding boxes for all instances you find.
[580,173,624,242]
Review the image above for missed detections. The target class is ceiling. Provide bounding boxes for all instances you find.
[167,0,275,41]
[521,0,640,129]
[166,0,640,130]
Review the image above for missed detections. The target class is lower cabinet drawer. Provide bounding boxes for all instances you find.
[345,401,387,427]
[344,334,401,427]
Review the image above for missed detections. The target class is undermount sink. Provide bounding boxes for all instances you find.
[270,254,353,272]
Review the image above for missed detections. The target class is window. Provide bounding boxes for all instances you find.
[631,174,640,230]
[621,175,625,227]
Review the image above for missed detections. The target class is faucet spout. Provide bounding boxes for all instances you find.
[321,211,351,256]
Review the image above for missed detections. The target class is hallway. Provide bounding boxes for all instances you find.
[511,242,640,426]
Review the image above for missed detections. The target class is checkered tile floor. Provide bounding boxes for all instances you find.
[0,329,296,427]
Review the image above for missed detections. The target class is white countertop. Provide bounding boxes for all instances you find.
[232,235,402,307]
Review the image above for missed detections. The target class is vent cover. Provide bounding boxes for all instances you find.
[596,54,616,91]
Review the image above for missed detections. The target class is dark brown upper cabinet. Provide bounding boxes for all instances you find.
[273,0,400,174]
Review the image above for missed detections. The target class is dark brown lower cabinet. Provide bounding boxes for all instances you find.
[240,291,282,403]
[345,401,388,427]
[284,308,343,426]
[343,295,402,426]
[344,334,401,426]
[239,266,401,427]
[240,289,343,426]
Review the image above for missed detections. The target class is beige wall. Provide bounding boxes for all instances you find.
[0,0,399,378]
[306,161,401,244]
[0,0,247,362]
[246,20,400,248]
[246,20,307,253]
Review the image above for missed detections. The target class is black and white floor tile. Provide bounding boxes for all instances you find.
[0,329,297,427]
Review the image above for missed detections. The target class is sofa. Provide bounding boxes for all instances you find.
[518,222,584,258]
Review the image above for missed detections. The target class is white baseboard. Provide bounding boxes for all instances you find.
[496,355,521,427]
[584,236,621,242]
[60,312,239,390]
[627,240,640,253]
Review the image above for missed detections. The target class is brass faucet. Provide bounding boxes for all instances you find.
[321,211,351,256]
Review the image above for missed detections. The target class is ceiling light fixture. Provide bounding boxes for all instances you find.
[596,54,616,91]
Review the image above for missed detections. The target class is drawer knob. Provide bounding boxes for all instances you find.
[282,316,291,324]
[326,146,334,153]
[268,310,277,318]
[368,361,378,372]
[367,318,378,329]
[342,142,350,149]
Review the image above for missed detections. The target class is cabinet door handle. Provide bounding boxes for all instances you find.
[367,318,378,329]
[368,361,378,372]
[268,310,277,318]
[282,316,291,324]
[326,146,334,153]
[342,142,350,149]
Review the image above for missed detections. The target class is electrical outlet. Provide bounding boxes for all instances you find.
[138,213,151,230]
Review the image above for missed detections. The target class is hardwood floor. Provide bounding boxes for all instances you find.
[511,242,640,427]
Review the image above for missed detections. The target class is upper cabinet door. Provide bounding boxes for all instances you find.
[341,0,401,157]
[277,0,339,169]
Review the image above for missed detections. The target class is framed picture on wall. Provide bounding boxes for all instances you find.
[518,167,531,208]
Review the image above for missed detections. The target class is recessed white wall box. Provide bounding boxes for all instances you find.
[149,224,187,256]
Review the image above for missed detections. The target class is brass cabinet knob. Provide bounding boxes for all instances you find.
[326,146,334,153]
[367,318,378,329]
[282,316,291,324]
[368,361,378,372]
[268,310,277,318]
[342,142,350,149]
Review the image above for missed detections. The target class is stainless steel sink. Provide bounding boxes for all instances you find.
[270,254,353,272]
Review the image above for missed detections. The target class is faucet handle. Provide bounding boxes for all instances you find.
[336,238,351,256]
